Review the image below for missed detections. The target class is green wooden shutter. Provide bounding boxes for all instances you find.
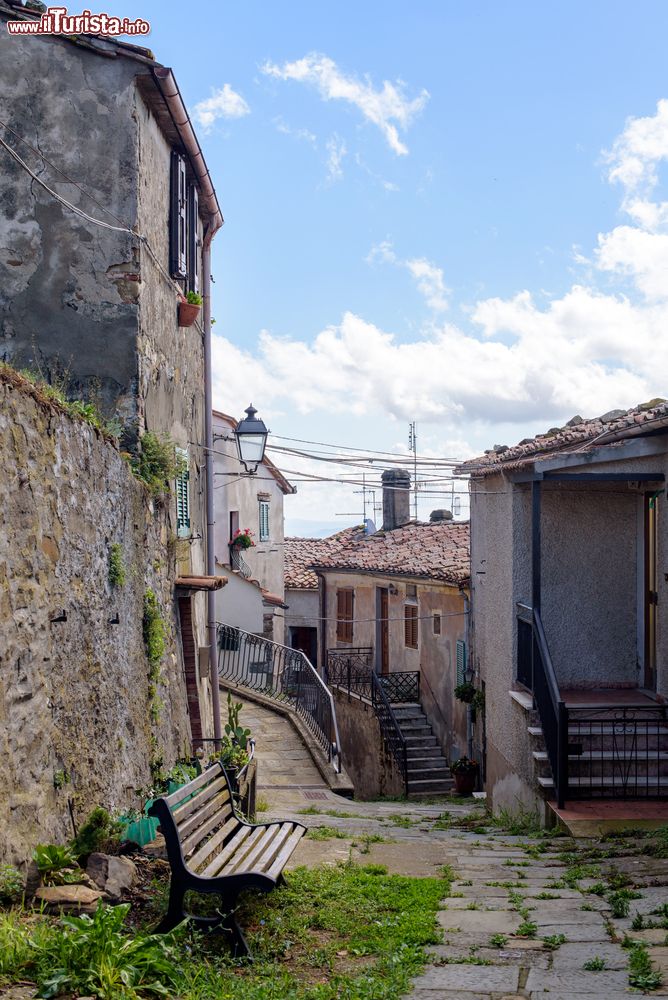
[259,501,270,541]
[175,448,190,538]
[456,639,467,686]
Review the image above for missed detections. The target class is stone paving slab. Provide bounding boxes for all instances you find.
[530,907,605,925]
[549,941,629,970]
[525,968,629,992]
[528,994,634,1000]
[412,965,520,992]
[533,923,611,942]
[439,909,521,934]
[428,943,551,969]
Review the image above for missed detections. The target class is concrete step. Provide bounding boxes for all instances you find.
[406,763,450,780]
[398,723,432,735]
[534,750,668,762]
[407,777,453,796]
[403,735,438,748]
[406,746,443,759]
[538,775,668,789]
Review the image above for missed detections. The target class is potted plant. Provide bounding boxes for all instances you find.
[450,756,479,795]
[178,290,202,328]
[454,681,476,704]
[230,528,255,550]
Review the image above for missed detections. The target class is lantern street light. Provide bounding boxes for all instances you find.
[234,404,268,475]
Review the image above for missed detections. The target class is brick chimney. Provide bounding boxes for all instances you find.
[382,469,411,531]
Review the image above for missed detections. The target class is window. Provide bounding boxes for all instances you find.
[187,185,200,294]
[433,613,441,635]
[258,500,270,541]
[404,604,418,648]
[170,152,187,279]
[406,583,417,600]
[175,447,190,538]
[456,639,467,686]
[336,588,354,643]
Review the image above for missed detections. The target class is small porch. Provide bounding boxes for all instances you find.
[514,460,667,806]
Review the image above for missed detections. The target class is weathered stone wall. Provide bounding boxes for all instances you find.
[0,375,192,863]
[332,690,404,799]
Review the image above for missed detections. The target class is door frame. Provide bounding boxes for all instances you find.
[375,587,389,675]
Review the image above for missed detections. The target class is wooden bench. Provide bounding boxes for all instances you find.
[148,762,306,956]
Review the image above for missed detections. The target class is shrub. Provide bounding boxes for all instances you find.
[71,807,123,860]
[33,844,78,886]
[132,432,182,499]
[143,590,166,668]
[0,864,24,905]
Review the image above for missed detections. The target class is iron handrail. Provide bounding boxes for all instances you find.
[216,623,342,773]
[370,671,408,793]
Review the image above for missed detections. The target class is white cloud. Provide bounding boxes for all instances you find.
[367,241,449,311]
[194,84,250,130]
[262,52,428,155]
[325,134,347,182]
[213,99,668,471]
[405,257,449,312]
[273,117,317,146]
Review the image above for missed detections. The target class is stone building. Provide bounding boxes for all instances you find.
[457,400,668,821]
[311,473,471,774]
[0,0,225,842]
[212,409,295,644]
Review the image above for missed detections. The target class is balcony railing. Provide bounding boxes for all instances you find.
[229,545,252,579]
[217,623,342,773]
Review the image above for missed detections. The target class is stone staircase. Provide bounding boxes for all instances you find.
[392,703,453,797]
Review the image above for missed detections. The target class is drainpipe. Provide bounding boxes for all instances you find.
[203,232,221,744]
[462,589,473,760]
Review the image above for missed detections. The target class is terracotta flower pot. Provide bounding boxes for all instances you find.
[453,770,478,795]
[178,300,201,328]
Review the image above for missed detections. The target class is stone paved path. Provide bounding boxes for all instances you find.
[247,696,668,999]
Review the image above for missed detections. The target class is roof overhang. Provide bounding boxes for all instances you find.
[176,575,227,591]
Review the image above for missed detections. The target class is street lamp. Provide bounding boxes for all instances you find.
[234,404,268,475]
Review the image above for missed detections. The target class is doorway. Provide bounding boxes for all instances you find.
[376,587,389,675]
[644,493,659,691]
[289,626,318,667]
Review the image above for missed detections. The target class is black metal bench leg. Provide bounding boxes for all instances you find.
[154,883,186,934]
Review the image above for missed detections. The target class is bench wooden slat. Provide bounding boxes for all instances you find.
[217,825,267,876]
[253,823,294,873]
[186,814,239,873]
[200,825,253,879]
[224,824,281,875]
[182,807,235,863]
[177,788,232,842]
[174,774,229,825]
[265,826,305,881]
[164,766,221,807]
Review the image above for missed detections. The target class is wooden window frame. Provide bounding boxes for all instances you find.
[258,500,270,541]
[336,588,354,643]
[404,604,418,648]
[175,447,191,538]
[170,152,188,279]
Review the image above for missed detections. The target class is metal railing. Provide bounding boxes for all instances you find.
[516,604,667,806]
[379,671,420,704]
[229,546,252,579]
[217,623,342,773]
[566,705,668,799]
[325,647,373,683]
[326,652,410,791]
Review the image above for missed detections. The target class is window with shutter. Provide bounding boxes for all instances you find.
[404,604,418,648]
[456,639,467,686]
[170,152,187,278]
[187,185,200,293]
[259,500,270,541]
[336,588,354,643]
[433,613,441,635]
[175,448,190,538]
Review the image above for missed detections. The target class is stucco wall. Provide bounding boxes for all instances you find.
[0,31,140,425]
[284,587,320,660]
[215,566,264,636]
[322,570,468,758]
[0,377,193,863]
[332,690,404,799]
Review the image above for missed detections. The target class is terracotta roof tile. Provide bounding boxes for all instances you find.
[286,522,470,588]
[455,399,668,477]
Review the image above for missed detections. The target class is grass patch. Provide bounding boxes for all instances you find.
[0,865,450,999]
[628,942,663,991]
[386,814,419,828]
[306,826,350,841]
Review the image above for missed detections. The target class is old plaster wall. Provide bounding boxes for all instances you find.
[284,588,320,664]
[332,689,404,799]
[0,377,192,863]
[0,32,140,426]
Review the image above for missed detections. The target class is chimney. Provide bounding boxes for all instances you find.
[430,509,453,523]
[382,469,411,531]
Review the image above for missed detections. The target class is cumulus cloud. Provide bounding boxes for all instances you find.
[194,84,250,130]
[213,99,668,461]
[262,52,428,155]
[367,241,449,311]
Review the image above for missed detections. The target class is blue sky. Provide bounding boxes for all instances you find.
[104,1,668,532]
